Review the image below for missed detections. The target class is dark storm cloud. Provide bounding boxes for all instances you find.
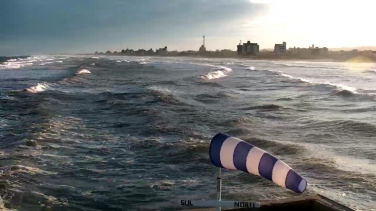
[0,0,268,55]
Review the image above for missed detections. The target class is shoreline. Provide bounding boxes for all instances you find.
[83,54,376,64]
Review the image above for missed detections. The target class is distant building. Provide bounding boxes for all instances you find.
[199,35,207,53]
[147,48,155,55]
[156,46,168,55]
[362,50,376,58]
[288,45,328,57]
[274,42,287,55]
[237,40,259,55]
[135,49,146,55]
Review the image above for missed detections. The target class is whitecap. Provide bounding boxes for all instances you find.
[77,69,91,74]
[26,83,48,93]
[278,72,311,83]
[278,71,356,92]
[11,165,56,175]
[201,70,228,80]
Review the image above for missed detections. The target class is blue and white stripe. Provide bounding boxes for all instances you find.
[209,133,307,193]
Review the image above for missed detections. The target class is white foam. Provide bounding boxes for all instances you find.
[278,72,355,88]
[0,61,32,69]
[200,64,232,80]
[26,83,48,93]
[218,65,232,72]
[202,70,228,80]
[281,73,294,79]
[40,62,54,65]
[0,56,61,69]
[328,83,357,92]
[279,72,311,83]
[148,86,172,94]
[77,69,91,74]
[12,165,56,175]
[270,139,376,176]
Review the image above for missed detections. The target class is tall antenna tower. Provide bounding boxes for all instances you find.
[203,35,205,47]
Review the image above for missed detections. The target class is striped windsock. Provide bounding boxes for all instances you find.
[209,133,307,193]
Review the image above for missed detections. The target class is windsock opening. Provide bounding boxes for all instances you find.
[209,133,307,194]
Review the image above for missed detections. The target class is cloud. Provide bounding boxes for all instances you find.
[0,0,269,55]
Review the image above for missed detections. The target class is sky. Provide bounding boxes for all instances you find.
[1,0,375,56]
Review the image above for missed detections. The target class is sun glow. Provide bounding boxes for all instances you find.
[247,0,376,48]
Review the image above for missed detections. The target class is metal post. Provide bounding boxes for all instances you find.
[217,168,222,211]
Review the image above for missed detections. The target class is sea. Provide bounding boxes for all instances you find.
[0,55,375,211]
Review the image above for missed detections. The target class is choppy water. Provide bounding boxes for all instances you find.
[0,55,376,211]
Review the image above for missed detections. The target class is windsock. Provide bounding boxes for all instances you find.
[209,133,307,193]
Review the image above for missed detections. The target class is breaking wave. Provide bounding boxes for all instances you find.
[277,71,358,94]
[363,70,376,74]
[147,86,182,105]
[22,68,91,94]
[201,70,227,80]
[76,69,91,74]
[26,83,49,93]
[245,66,255,70]
[334,90,355,97]
[201,65,232,80]
[278,72,310,83]
[0,56,58,69]
[272,62,341,70]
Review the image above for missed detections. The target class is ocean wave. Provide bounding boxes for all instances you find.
[0,56,30,63]
[306,119,376,138]
[0,61,33,69]
[241,104,283,111]
[277,71,358,94]
[0,56,60,69]
[194,80,224,88]
[363,70,376,74]
[76,69,91,74]
[272,62,341,70]
[201,70,227,79]
[147,86,182,105]
[26,83,49,93]
[278,72,311,83]
[334,90,355,97]
[10,165,57,175]
[194,92,230,104]
[201,65,232,80]
[242,66,255,70]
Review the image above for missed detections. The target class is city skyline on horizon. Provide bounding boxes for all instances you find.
[1,0,375,56]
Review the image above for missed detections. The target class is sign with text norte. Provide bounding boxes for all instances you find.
[180,200,261,208]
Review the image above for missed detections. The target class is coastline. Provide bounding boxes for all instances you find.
[82,53,376,64]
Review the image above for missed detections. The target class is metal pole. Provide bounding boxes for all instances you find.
[217,168,222,211]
